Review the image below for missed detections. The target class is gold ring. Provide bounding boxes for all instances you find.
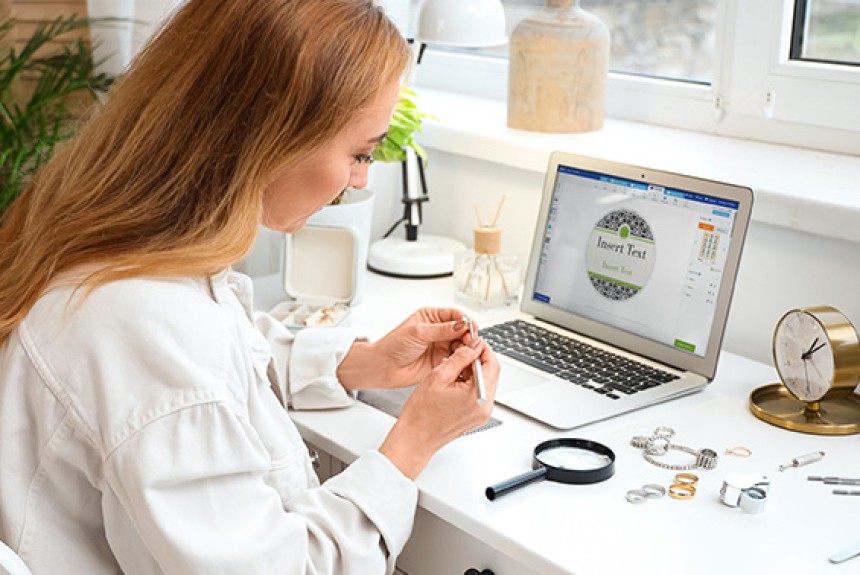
[725,446,752,458]
[669,483,696,500]
[673,472,699,486]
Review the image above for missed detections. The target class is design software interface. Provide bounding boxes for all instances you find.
[533,165,740,357]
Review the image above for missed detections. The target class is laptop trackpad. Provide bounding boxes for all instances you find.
[497,361,550,396]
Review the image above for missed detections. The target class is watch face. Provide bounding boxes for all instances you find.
[773,311,835,402]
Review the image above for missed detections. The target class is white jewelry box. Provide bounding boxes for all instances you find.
[269,225,357,331]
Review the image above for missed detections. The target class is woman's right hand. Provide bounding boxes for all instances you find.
[378,341,499,480]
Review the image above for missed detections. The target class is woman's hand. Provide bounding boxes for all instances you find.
[337,307,474,391]
[379,340,500,479]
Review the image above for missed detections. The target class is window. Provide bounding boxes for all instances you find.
[791,0,860,65]
[469,0,720,85]
[384,0,860,155]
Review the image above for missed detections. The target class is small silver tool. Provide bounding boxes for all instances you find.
[808,475,860,485]
[833,489,860,496]
[778,450,825,471]
[829,541,860,564]
[463,316,486,405]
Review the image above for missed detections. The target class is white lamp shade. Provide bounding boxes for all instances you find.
[417,0,508,48]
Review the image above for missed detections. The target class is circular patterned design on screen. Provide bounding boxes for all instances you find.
[586,209,656,301]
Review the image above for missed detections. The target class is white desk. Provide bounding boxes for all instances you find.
[284,271,860,575]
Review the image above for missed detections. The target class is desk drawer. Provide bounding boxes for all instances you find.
[397,506,545,575]
[304,444,547,574]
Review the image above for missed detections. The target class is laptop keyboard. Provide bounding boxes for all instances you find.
[480,320,680,401]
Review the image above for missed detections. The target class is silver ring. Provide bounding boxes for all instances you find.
[645,437,671,456]
[652,426,675,439]
[642,484,666,498]
[630,435,651,449]
[626,490,648,504]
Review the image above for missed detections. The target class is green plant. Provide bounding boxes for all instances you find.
[372,86,431,163]
[0,14,116,216]
[330,87,432,206]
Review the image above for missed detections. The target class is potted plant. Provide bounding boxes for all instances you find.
[0,14,117,218]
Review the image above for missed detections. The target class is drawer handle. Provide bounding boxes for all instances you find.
[308,449,320,469]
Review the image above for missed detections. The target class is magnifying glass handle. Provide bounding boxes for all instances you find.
[486,467,549,501]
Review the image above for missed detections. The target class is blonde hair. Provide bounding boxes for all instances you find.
[0,0,409,344]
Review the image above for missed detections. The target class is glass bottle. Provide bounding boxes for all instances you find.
[507,0,610,133]
[454,225,521,310]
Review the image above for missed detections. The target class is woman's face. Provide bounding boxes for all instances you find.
[261,80,402,233]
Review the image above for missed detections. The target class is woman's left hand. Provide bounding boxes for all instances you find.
[337,307,473,390]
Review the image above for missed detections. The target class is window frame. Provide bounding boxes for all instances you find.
[404,0,860,155]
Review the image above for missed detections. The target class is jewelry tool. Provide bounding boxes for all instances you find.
[778,450,825,471]
[463,316,486,405]
[486,438,615,500]
[808,475,860,485]
[833,489,860,496]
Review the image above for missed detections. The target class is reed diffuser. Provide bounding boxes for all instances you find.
[453,197,522,309]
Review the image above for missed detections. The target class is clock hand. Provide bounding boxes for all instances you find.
[807,341,827,357]
[801,337,819,361]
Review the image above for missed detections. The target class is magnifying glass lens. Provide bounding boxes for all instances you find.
[536,446,613,471]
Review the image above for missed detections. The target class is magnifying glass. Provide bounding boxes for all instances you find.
[486,438,616,501]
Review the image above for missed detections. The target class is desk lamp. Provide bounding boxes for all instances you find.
[367,0,507,278]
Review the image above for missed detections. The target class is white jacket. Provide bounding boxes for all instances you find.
[0,270,417,574]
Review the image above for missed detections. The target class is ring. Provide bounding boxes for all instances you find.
[653,426,675,439]
[626,489,648,504]
[645,437,671,456]
[725,446,753,458]
[674,472,699,486]
[669,483,696,500]
[630,436,651,449]
[642,484,666,498]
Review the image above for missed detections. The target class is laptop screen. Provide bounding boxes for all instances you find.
[531,163,742,359]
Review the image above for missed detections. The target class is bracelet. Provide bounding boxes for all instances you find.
[643,444,700,470]
[632,427,719,471]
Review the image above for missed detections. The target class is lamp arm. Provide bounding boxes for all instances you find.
[400,146,429,241]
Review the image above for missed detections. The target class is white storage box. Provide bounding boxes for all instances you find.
[269,225,357,331]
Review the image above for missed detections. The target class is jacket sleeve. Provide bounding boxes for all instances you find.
[253,311,358,409]
[103,401,417,575]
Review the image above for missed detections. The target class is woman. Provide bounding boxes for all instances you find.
[0,1,499,573]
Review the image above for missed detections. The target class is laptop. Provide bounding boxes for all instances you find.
[482,152,754,429]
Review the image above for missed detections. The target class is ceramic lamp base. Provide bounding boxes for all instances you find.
[368,235,466,278]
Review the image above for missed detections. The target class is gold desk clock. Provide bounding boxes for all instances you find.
[750,306,860,435]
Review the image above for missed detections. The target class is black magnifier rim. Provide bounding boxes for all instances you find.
[532,438,616,485]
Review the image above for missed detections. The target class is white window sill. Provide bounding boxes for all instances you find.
[416,89,860,244]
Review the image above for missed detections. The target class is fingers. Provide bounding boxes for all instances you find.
[434,344,481,384]
[414,307,468,324]
[413,313,472,345]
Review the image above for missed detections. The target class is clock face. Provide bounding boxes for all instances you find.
[773,310,835,402]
